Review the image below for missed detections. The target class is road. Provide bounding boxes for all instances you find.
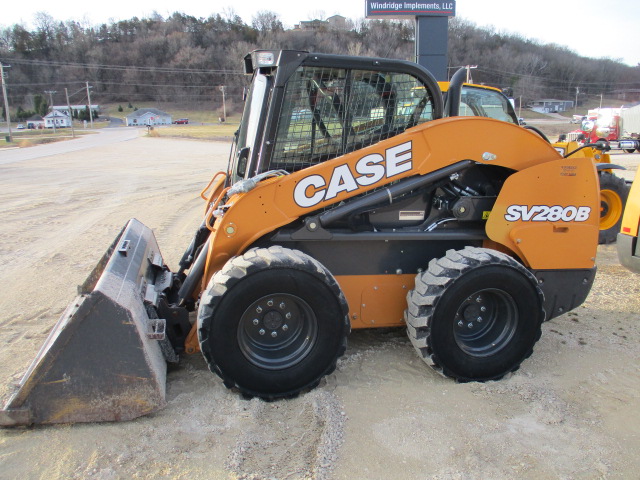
[0,127,140,165]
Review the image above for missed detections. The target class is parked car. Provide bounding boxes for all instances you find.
[17,124,25,129]
[173,118,189,124]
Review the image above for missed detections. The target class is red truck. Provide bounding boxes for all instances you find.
[565,107,640,153]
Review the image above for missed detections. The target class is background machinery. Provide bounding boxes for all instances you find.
[566,107,640,154]
[1,50,600,426]
[618,167,640,273]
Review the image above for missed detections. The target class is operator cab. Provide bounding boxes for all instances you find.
[439,68,519,124]
[229,50,444,185]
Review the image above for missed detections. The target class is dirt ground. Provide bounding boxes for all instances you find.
[0,132,639,480]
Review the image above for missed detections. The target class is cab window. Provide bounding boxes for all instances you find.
[270,66,436,172]
[459,86,518,124]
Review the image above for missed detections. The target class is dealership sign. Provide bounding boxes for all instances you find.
[365,1,456,18]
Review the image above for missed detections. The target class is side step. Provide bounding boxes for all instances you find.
[1,219,169,426]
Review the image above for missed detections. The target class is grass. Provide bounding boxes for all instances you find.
[0,128,93,149]
[147,121,239,141]
[102,101,230,125]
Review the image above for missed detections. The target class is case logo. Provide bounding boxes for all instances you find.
[505,205,591,222]
[293,141,413,208]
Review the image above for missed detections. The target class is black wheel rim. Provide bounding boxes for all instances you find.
[237,293,318,370]
[453,289,518,357]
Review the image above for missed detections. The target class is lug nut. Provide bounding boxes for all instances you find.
[480,306,487,312]
[282,324,289,332]
[256,306,263,313]
[267,300,274,307]
[468,323,474,329]
[477,317,483,322]
[252,319,259,326]
[285,312,292,320]
[271,331,278,338]
[458,321,464,327]
[279,302,285,309]
[259,329,265,336]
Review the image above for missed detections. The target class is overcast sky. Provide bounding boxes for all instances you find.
[2,0,638,66]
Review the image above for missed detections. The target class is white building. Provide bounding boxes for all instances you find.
[52,105,100,116]
[44,110,72,128]
[529,99,574,114]
[125,108,172,126]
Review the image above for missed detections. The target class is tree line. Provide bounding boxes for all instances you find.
[0,11,638,117]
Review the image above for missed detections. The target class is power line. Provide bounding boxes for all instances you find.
[0,57,244,75]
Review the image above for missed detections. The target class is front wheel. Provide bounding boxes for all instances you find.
[405,247,544,381]
[598,172,630,244]
[198,246,349,399]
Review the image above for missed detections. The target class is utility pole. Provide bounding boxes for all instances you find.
[219,85,226,121]
[65,88,75,138]
[1,62,12,143]
[45,90,57,133]
[86,82,94,128]
[465,65,478,83]
[518,95,522,118]
[574,87,579,113]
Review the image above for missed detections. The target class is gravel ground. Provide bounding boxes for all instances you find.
[0,134,638,480]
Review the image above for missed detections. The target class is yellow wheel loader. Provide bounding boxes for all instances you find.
[1,50,600,426]
[617,167,640,273]
[555,137,630,245]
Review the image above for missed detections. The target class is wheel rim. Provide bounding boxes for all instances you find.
[600,189,623,230]
[453,289,518,357]
[237,294,318,370]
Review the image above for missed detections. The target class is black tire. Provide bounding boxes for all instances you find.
[624,149,636,154]
[405,247,544,382]
[598,172,630,244]
[197,246,350,399]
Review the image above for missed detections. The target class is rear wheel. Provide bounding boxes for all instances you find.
[598,172,629,244]
[624,149,636,154]
[198,246,349,399]
[405,247,544,381]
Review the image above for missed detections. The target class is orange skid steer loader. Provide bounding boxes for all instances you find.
[1,50,600,426]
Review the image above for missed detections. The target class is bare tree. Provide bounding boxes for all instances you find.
[252,11,284,33]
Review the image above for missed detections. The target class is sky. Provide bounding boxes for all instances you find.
[1,0,638,66]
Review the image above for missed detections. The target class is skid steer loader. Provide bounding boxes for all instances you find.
[1,50,600,426]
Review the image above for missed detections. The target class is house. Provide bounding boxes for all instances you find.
[44,110,72,128]
[529,99,574,114]
[52,104,100,117]
[295,15,347,31]
[125,108,172,127]
[26,114,45,129]
[327,15,347,30]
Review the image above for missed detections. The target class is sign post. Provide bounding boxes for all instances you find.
[365,1,456,81]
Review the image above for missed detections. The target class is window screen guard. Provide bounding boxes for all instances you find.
[270,66,435,172]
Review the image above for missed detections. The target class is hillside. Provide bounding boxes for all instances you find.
[1,13,638,117]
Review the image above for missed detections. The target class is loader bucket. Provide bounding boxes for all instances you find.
[0,219,168,426]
